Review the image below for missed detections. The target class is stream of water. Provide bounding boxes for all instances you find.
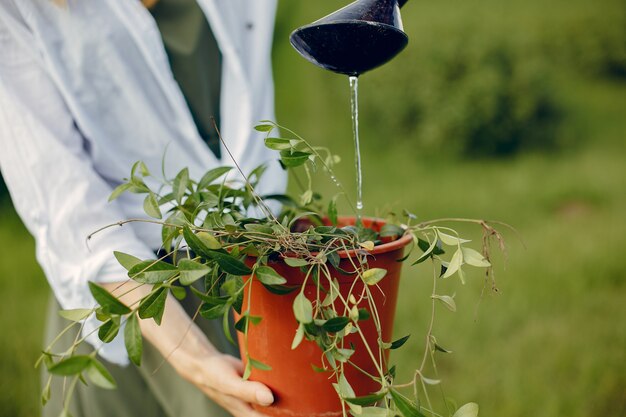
[349,75,364,222]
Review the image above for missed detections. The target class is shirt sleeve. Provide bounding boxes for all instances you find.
[0,7,155,365]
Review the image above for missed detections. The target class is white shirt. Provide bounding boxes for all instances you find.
[0,0,286,365]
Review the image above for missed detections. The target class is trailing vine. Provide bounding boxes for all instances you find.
[38,122,506,417]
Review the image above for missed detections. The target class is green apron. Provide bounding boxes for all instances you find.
[43,1,232,416]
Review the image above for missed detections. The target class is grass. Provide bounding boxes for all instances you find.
[272,74,626,417]
[1,0,625,416]
[0,212,47,417]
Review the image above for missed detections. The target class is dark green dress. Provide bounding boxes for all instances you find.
[43,1,235,416]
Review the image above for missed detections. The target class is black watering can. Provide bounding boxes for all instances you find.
[290,0,410,76]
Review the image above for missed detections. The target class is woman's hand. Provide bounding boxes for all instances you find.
[170,350,274,417]
[102,281,274,416]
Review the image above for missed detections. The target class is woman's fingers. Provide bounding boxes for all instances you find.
[198,384,269,417]
[205,354,275,407]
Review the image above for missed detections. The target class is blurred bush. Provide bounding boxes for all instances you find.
[365,38,565,157]
[354,1,626,158]
[540,14,626,79]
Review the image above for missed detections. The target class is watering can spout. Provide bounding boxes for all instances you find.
[290,0,410,76]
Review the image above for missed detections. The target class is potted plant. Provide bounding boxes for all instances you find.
[39,121,506,417]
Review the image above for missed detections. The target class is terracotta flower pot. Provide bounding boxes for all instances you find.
[237,217,413,416]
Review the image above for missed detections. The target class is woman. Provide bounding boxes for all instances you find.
[0,0,286,416]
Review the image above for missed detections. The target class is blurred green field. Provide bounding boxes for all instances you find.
[1,0,625,416]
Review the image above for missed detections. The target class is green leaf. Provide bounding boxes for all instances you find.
[328,197,338,226]
[453,403,479,417]
[264,137,293,150]
[390,389,426,417]
[261,284,300,295]
[113,251,142,271]
[359,407,389,417]
[170,285,187,300]
[222,275,244,296]
[184,229,243,276]
[432,294,457,312]
[98,318,120,343]
[254,123,273,132]
[48,356,92,376]
[280,150,310,167]
[248,164,268,185]
[95,307,110,322]
[412,238,438,265]
[124,313,143,366]
[420,375,441,385]
[249,358,272,371]
[88,282,131,315]
[198,167,233,189]
[438,231,471,246]
[178,259,211,285]
[243,223,274,234]
[434,342,452,354]
[143,193,162,219]
[242,360,252,380]
[442,249,463,279]
[322,317,350,333]
[41,378,51,406]
[196,231,222,250]
[191,286,229,304]
[362,268,387,286]
[283,257,308,267]
[58,309,92,322]
[222,308,235,345]
[417,238,445,255]
[86,359,117,389]
[291,323,305,350]
[138,287,168,325]
[293,292,313,324]
[334,373,356,398]
[234,314,262,333]
[322,278,340,307]
[390,334,411,350]
[128,260,178,284]
[457,267,467,285]
[333,374,361,415]
[183,226,213,258]
[359,240,375,251]
[334,347,354,363]
[337,353,354,370]
[109,182,132,202]
[131,161,150,178]
[344,391,387,406]
[199,302,228,320]
[207,251,252,276]
[172,167,189,204]
[327,252,343,273]
[461,247,491,268]
[255,266,287,285]
[300,189,313,205]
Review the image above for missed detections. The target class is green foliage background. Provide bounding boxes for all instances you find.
[1,0,625,416]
